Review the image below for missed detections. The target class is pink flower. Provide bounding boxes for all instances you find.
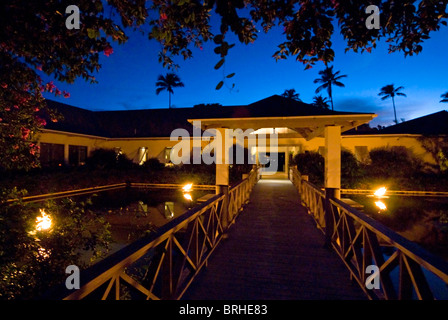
[63,91,70,98]
[0,118,2,122]
[29,143,39,155]
[34,107,40,112]
[160,12,167,20]
[21,127,31,139]
[13,105,18,109]
[36,116,46,126]
[1,83,7,89]
[103,46,113,57]
[36,65,43,71]
[45,81,56,93]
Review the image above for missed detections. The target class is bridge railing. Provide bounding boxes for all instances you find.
[290,167,448,300]
[44,167,259,300]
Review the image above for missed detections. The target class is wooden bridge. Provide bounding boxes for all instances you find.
[46,167,448,300]
[182,179,365,299]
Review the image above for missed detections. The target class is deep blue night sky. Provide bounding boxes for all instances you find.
[43,13,448,128]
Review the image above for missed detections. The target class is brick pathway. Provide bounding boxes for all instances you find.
[182,179,367,300]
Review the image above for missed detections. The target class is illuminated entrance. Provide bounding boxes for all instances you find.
[188,112,377,199]
[259,152,285,173]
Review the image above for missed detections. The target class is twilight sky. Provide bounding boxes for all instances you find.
[43,14,448,128]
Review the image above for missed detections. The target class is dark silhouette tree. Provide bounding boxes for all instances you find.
[155,73,184,108]
[440,92,448,103]
[378,84,407,124]
[281,89,301,101]
[313,66,347,111]
[1,0,448,168]
[313,95,330,109]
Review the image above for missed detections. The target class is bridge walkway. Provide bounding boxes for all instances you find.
[183,179,366,300]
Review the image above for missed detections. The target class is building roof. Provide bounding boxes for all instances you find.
[378,110,448,135]
[43,95,375,138]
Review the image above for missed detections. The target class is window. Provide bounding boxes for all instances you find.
[138,147,147,165]
[355,146,369,163]
[164,147,172,163]
[258,152,285,172]
[114,147,123,159]
[69,145,87,166]
[39,143,65,167]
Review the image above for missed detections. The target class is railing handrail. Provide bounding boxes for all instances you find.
[330,196,448,283]
[42,192,225,300]
[43,167,260,300]
[342,189,448,197]
[5,183,217,204]
[290,166,448,300]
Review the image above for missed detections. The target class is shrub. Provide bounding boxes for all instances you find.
[0,189,111,299]
[293,149,363,188]
[294,151,324,185]
[341,149,363,188]
[367,146,423,178]
[86,148,133,170]
[143,157,165,171]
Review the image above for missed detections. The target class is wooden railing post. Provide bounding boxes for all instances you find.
[217,185,229,229]
[324,188,336,248]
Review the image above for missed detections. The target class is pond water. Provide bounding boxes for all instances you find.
[346,194,448,261]
[73,187,212,254]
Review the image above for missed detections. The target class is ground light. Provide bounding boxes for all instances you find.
[182,183,194,208]
[374,187,387,198]
[371,187,388,212]
[182,183,193,193]
[29,209,52,235]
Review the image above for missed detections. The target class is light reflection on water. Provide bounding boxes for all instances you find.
[349,195,448,261]
[86,188,211,247]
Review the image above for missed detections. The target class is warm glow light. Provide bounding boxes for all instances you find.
[182,183,193,192]
[183,193,192,201]
[375,201,387,211]
[35,209,52,231]
[38,247,51,259]
[374,187,387,197]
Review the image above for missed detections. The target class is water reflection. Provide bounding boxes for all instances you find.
[350,195,448,260]
[374,200,387,211]
[83,188,209,247]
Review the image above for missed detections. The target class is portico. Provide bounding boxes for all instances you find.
[188,113,377,200]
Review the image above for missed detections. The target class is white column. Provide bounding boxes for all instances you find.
[215,127,229,188]
[324,125,341,199]
[215,127,230,228]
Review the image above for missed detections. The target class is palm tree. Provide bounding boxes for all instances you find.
[378,84,406,124]
[313,95,330,109]
[155,73,184,108]
[281,89,302,101]
[440,92,448,103]
[313,66,347,111]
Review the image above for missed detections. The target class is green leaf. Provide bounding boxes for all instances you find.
[226,73,235,78]
[214,58,225,70]
[215,81,224,90]
[87,28,98,39]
